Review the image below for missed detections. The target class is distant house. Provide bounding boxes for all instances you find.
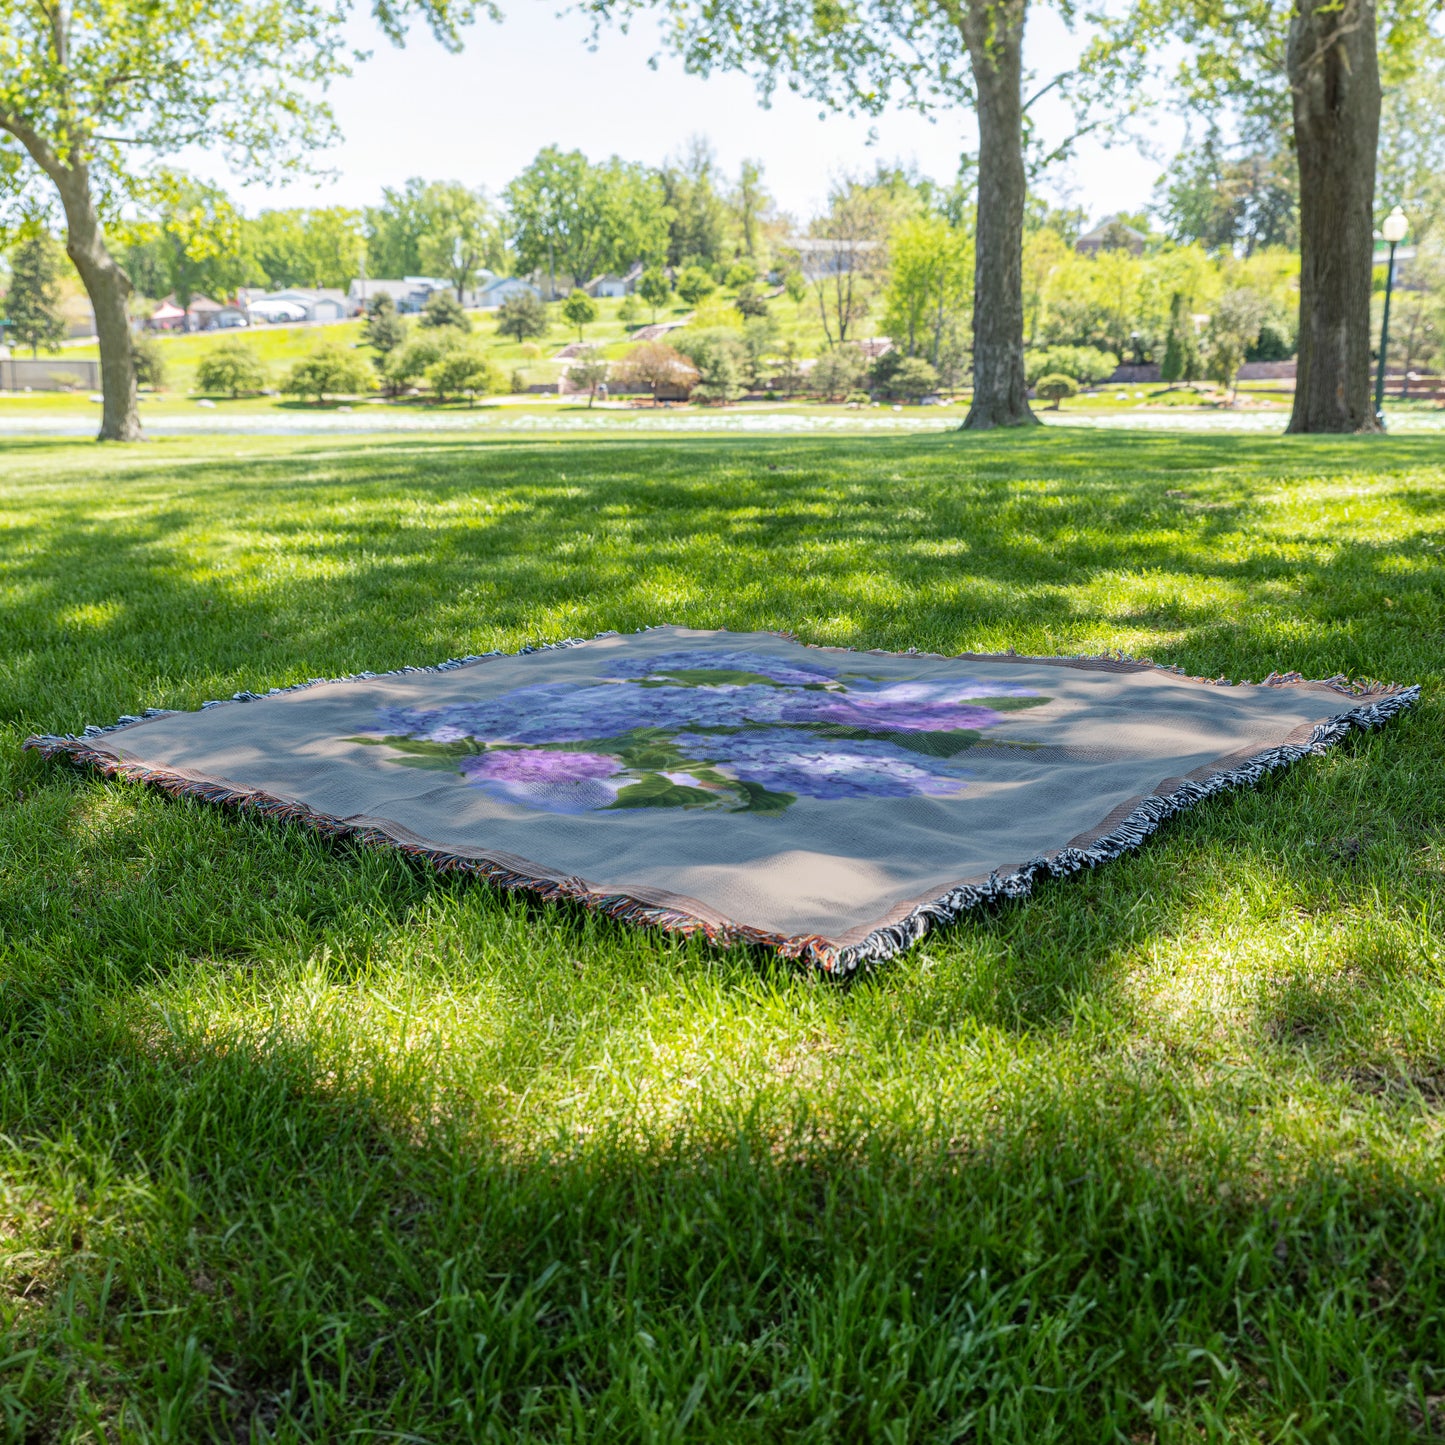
[347,277,450,314]
[475,277,543,310]
[586,262,644,299]
[785,237,880,283]
[149,295,229,332]
[244,287,349,322]
[1075,216,1147,257]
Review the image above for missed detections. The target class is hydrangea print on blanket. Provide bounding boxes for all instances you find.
[359,649,1049,816]
[25,627,1418,973]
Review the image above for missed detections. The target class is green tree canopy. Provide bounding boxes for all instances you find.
[242,206,366,289]
[505,147,670,292]
[4,225,67,355]
[0,0,488,439]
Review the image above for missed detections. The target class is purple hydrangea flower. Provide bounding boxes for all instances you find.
[458,748,628,814]
[672,731,969,801]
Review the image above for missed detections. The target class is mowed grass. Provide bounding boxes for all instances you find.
[1,430,1444,1443]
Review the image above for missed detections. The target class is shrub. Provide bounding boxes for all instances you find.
[562,288,599,339]
[1035,373,1079,409]
[725,259,759,287]
[612,341,699,398]
[618,293,644,329]
[382,333,452,393]
[510,368,528,394]
[808,345,869,400]
[672,328,747,402]
[420,291,470,332]
[426,346,503,404]
[362,296,407,357]
[675,266,716,306]
[733,283,769,319]
[282,345,373,403]
[495,291,547,343]
[891,356,940,401]
[195,341,268,397]
[1025,346,1114,387]
[1247,317,1294,363]
[131,335,167,390]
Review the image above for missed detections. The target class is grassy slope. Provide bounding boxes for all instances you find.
[58,292,838,398]
[1,430,1443,1442]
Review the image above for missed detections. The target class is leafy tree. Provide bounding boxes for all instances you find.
[495,291,547,342]
[580,0,1053,429]
[426,344,501,404]
[1160,293,1202,386]
[1092,0,1434,432]
[675,266,716,306]
[732,283,768,319]
[1154,130,1298,256]
[362,294,408,358]
[568,344,611,406]
[1377,48,1445,248]
[241,206,365,289]
[660,137,730,269]
[1384,254,1445,394]
[196,341,269,397]
[505,147,669,292]
[0,0,476,440]
[725,259,758,287]
[120,177,247,308]
[1034,373,1078,409]
[1025,346,1115,386]
[4,228,67,355]
[612,340,699,399]
[673,326,746,401]
[282,344,374,404]
[421,291,470,331]
[740,315,779,387]
[364,178,506,286]
[783,269,808,311]
[383,333,453,393]
[774,339,805,395]
[1205,288,1266,402]
[131,335,167,390]
[889,355,941,400]
[415,182,508,298]
[637,267,672,321]
[809,179,889,346]
[728,158,774,263]
[882,215,972,383]
[808,345,870,400]
[562,288,599,339]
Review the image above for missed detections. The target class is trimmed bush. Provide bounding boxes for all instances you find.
[1035,373,1079,410]
[195,341,267,397]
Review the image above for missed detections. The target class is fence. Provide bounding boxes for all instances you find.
[0,357,101,392]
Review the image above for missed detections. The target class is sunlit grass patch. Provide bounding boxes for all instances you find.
[1,429,1443,1440]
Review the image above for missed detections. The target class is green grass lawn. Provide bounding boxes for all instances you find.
[2,430,1444,1442]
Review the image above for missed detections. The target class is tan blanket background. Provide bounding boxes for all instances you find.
[25,627,1418,971]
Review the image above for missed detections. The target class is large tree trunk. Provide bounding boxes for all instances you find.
[1286,0,1381,434]
[51,163,142,441]
[960,0,1038,431]
[53,164,142,441]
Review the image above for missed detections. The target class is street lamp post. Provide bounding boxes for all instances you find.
[1375,206,1409,429]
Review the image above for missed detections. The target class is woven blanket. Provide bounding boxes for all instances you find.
[26,627,1418,973]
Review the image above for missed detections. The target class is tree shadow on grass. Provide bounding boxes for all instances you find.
[3,427,1444,1437]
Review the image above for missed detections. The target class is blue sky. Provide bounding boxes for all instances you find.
[228,0,1183,224]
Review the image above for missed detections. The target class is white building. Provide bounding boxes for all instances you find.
[475,277,543,310]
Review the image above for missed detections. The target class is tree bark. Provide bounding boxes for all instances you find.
[960,0,1038,430]
[52,162,142,441]
[1286,0,1381,434]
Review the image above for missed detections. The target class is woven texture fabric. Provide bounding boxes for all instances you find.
[26,627,1418,971]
